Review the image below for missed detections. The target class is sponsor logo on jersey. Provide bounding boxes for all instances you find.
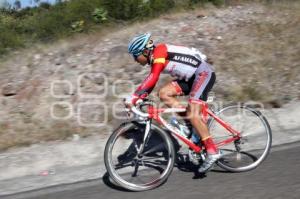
[173,55,199,66]
[168,52,201,67]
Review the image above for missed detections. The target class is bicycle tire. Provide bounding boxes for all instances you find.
[104,121,175,191]
[208,105,272,172]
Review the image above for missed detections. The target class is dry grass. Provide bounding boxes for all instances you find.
[0,119,99,151]
[215,1,300,106]
[0,1,299,151]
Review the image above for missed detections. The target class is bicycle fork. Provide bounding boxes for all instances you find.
[137,119,152,156]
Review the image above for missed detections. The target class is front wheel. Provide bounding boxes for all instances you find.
[104,121,175,191]
[208,105,272,172]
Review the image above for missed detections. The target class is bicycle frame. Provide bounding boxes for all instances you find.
[146,100,242,154]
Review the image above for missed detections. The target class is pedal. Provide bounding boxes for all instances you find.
[188,149,201,165]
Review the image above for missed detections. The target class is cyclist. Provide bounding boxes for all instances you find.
[125,33,222,173]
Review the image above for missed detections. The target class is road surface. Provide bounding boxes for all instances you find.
[4,142,300,199]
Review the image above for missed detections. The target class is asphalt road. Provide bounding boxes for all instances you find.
[4,142,300,199]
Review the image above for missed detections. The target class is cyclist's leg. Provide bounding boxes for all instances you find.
[187,66,218,154]
[158,80,189,108]
[187,101,218,154]
[187,65,223,172]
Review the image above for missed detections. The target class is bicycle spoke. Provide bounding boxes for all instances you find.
[210,106,271,172]
[132,160,140,177]
[115,162,133,169]
[142,143,166,156]
[105,122,175,191]
[138,156,165,161]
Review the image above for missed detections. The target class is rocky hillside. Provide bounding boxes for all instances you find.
[0,1,299,151]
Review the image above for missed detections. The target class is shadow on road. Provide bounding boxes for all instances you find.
[102,124,232,191]
[102,171,169,192]
[102,151,215,192]
[102,172,134,192]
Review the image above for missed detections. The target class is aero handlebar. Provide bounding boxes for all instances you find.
[131,105,149,118]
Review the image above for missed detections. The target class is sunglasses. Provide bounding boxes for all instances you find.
[132,51,148,60]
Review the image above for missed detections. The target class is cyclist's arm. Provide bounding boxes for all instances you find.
[129,44,167,105]
[134,63,164,99]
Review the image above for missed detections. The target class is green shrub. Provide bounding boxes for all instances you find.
[0,27,24,54]
[102,0,175,20]
[189,0,224,7]
[92,7,108,23]
[0,0,226,56]
[102,0,143,20]
[65,0,96,22]
[149,0,176,15]
[211,0,224,6]
[71,20,85,32]
[32,10,70,40]
[0,13,24,53]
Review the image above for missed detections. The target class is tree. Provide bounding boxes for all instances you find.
[14,0,21,10]
[0,0,11,9]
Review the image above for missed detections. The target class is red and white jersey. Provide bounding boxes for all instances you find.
[157,44,208,81]
[134,43,213,97]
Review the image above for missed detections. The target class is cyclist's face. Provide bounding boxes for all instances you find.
[135,54,148,66]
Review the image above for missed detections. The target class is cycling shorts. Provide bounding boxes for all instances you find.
[172,62,216,101]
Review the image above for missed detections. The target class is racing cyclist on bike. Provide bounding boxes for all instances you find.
[125,33,223,173]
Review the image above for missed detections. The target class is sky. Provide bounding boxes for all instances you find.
[0,0,57,8]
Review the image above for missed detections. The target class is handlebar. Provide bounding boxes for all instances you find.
[123,99,153,119]
[131,106,149,118]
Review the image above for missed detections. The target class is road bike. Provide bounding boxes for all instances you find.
[104,99,272,191]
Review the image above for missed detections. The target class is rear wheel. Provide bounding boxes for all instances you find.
[104,122,175,191]
[208,105,272,172]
